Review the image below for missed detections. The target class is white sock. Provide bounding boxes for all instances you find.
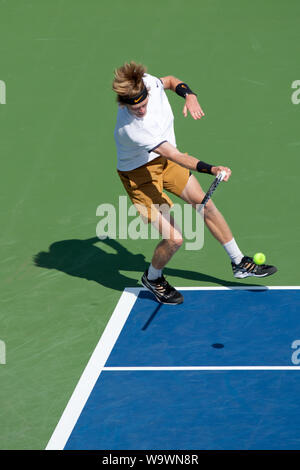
[147,263,162,280]
[223,238,244,265]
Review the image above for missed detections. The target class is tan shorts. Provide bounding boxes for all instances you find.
[117,156,190,223]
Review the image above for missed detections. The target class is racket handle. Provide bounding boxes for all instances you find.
[199,170,227,209]
[217,170,227,181]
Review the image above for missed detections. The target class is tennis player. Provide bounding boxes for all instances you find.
[112,61,277,304]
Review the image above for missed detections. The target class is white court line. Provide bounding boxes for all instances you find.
[46,287,139,450]
[121,286,300,293]
[103,366,300,371]
[176,286,300,290]
[45,286,300,450]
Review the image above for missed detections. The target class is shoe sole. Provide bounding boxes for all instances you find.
[234,267,277,279]
[234,272,269,279]
[141,278,184,305]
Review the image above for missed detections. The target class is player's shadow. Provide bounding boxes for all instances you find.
[33,236,262,291]
[33,236,144,290]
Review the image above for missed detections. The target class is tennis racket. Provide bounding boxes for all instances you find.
[199,170,227,209]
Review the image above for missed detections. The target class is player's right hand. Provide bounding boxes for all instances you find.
[211,166,231,181]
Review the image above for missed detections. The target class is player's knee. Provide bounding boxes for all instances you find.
[163,235,183,252]
[169,234,184,250]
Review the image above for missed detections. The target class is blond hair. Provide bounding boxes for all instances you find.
[112,61,147,105]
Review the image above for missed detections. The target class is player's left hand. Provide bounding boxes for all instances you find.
[211,165,232,181]
[183,94,205,120]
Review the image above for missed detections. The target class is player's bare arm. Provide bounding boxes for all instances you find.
[160,75,205,120]
[154,141,231,181]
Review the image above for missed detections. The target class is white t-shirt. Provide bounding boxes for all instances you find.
[114,73,176,171]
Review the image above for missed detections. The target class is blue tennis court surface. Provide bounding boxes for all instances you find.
[49,288,300,450]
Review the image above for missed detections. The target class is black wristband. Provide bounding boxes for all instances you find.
[196,160,214,174]
[175,82,197,98]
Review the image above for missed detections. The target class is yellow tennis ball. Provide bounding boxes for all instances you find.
[253,252,266,265]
